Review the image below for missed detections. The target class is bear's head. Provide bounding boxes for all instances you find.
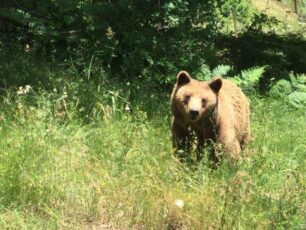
[172,71,222,122]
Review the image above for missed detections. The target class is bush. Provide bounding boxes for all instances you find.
[270,73,306,109]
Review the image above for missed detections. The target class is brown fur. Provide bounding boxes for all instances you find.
[171,71,250,161]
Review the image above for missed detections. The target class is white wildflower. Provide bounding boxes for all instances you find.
[63,91,68,99]
[17,87,23,95]
[175,199,184,209]
[24,85,32,93]
[17,85,32,95]
[125,104,130,112]
[25,44,30,52]
[106,26,115,40]
[17,102,23,110]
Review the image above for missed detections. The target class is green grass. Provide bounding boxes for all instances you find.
[0,82,305,229]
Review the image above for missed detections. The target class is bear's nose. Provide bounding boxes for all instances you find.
[189,110,199,120]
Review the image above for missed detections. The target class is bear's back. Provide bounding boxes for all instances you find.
[217,79,250,143]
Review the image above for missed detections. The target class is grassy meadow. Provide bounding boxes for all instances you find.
[0,69,305,229]
[1,1,306,228]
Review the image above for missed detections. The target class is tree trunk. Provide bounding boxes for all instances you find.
[232,9,237,37]
[294,0,298,15]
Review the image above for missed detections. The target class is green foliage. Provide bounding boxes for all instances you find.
[220,0,254,20]
[270,73,306,108]
[0,1,305,227]
[211,64,232,77]
[0,0,268,84]
[196,64,265,93]
[0,50,305,228]
[1,0,304,88]
[197,64,232,81]
[246,12,279,32]
[0,80,305,228]
[231,66,266,91]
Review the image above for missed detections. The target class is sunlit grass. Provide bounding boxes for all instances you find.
[0,87,305,229]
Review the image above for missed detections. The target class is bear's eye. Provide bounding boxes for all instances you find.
[202,98,207,107]
[184,95,190,105]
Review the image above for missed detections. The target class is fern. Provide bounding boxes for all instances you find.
[196,65,265,92]
[270,73,306,109]
[0,8,31,25]
[197,64,231,81]
[288,92,306,109]
[270,79,292,98]
[230,66,266,92]
[197,64,213,81]
[289,74,306,92]
[241,66,265,83]
[212,65,232,77]
[0,7,58,38]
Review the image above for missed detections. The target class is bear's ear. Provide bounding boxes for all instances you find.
[209,77,222,93]
[177,71,191,86]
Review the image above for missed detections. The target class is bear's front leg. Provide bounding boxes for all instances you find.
[214,120,241,161]
[195,132,205,161]
[171,118,191,158]
[217,129,241,161]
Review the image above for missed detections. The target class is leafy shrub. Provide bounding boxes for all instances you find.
[0,0,257,84]
[269,79,293,98]
[270,74,306,109]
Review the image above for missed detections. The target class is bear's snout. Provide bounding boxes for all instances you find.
[189,110,199,120]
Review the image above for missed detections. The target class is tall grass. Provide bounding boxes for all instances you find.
[0,66,305,229]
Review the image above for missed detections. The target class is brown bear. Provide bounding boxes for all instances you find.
[171,71,250,162]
